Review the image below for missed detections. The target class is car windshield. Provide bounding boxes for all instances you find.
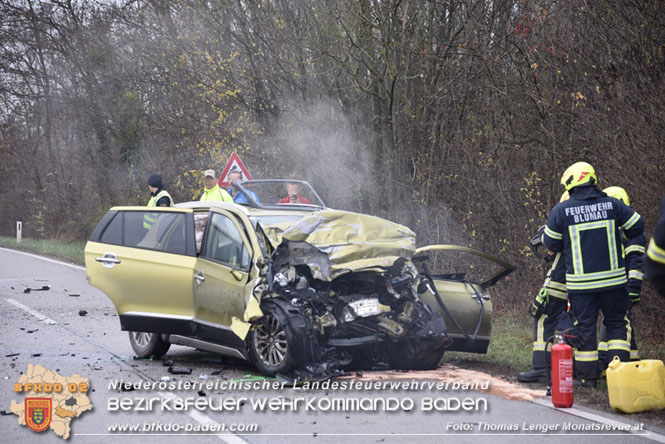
[230,180,325,209]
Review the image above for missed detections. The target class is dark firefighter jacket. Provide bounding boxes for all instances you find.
[543,185,645,294]
[646,197,665,297]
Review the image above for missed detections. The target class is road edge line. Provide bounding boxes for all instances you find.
[532,398,665,443]
[0,247,85,271]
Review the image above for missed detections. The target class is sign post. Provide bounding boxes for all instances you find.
[16,221,22,243]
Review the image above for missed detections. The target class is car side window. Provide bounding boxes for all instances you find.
[100,213,123,245]
[125,212,187,255]
[202,213,249,269]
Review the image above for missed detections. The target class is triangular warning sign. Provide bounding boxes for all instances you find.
[218,152,252,186]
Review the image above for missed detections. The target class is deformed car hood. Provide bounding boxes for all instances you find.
[261,209,416,276]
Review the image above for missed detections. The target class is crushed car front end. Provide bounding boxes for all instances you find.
[242,210,453,380]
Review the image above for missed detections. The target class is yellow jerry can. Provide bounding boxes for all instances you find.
[606,357,665,413]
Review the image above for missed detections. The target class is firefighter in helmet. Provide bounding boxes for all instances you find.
[597,186,644,366]
[543,162,644,387]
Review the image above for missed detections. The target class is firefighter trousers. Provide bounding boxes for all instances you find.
[569,287,630,380]
[531,297,568,370]
[599,309,638,368]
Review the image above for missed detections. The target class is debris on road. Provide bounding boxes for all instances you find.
[78,310,87,316]
[199,374,210,380]
[162,359,174,367]
[5,353,19,358]
[168,367,192,375]
[160,376,171,382]
[26,329,38,334]
[31,353,42,357]
[23,285,50,293]
[198,391,206,397]
[68,294,80,297]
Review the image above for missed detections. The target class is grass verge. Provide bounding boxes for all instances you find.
[0,236,85,265]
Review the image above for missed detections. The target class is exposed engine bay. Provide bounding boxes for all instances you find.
[251,211,454,380]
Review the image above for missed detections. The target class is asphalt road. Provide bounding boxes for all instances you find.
[1,247,664,444]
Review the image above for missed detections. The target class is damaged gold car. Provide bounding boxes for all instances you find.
[85,180,514,379]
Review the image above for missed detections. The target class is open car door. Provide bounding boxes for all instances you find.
[413,245,515,354]
[85,207,197,335]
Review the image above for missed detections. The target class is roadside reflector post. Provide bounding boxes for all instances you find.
[16,221,22,243]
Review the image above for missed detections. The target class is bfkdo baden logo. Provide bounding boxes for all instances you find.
[25,398,52,432]
[10,364,93,440]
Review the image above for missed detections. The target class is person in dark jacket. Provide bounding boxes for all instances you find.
[543,162,644,386]
[646,197,665,297]
[597,187,644,366]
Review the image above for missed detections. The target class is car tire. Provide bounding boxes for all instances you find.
[128,331,171,358]
[248,313,295,376]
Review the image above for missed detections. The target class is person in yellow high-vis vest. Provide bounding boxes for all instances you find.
[144,174,174,229]
[200,169,232,202]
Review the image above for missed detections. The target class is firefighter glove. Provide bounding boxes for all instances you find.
[530,287,549,318]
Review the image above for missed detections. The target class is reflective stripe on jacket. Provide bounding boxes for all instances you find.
[144,189,174,229]
[543,185,644,293]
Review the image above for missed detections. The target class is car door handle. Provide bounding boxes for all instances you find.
[95,253,121,268]
[194,270,205,284]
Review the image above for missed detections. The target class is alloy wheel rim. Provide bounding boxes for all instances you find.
[133,332,151,348]
[254,315,287,367]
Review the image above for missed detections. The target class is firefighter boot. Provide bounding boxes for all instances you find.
[517,368,547,382]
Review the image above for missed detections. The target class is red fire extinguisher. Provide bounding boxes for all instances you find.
[550,335,574,408]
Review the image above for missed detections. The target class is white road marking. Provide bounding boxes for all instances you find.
[5,297,57,324]
[532,398,665,443]
[0,247,85,271]
[1,248,248,444]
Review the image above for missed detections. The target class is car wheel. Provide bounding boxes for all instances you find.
[128,331,171,358]
[248,313,295,376]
